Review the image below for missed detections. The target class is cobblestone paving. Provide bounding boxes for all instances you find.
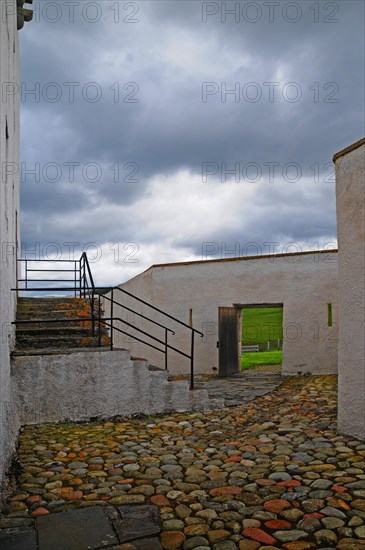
[195,369,284,407]
[1,375,365,549]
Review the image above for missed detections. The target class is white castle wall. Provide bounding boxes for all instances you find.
[0,0,21,496]
[335,139,365,440]
[11,350,223,424]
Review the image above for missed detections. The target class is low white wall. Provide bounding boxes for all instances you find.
[105,251,339,376]
[335,139,365,440]
[0,0,21,496]
[11,350,222,424]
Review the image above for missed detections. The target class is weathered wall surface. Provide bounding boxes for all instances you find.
[335,139,365,440]
[105,251,339,376]
[0,0,21,496]
[11,350,223,424]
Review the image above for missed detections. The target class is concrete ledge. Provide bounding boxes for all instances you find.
[11,350,222,425]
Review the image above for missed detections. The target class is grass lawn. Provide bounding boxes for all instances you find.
[242,307,283,345]
[241,350,283,370]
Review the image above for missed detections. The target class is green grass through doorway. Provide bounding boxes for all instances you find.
[241,307,283,370]
[242,307,283,344]
[241,350,282,370]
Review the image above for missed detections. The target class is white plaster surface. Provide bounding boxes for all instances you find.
[0,0,20,496]
[104,252,339,376]
[11,350,223,424]
[335,141,365,440]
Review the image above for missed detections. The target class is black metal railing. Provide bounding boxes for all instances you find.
[17,252,97,334]
[18,253,94,297]
[99,287,203,388]
[14,254,203,388]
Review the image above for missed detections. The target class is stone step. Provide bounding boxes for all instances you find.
[18,296,79,301]
[16,323,104,332]
[16,314,104,325]
[17,297,96,306]
[148,364,166,372]
[17,300,98,307]
[15,335,111,350]
[16,330,108,340]
[17,309,99,322]
[17,299,101,307]
[18,301,101,308]
[17,309,93,315]
[12,346,113,356]
[17,303,98,313]
[16,326,109,337]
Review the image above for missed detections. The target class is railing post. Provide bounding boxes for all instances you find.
[91,290,95,337]
[190,331,195,390]
[164,328,168,370]
[84,255,86,297]
[79,258,82,298]
[74,260,77,298]
[98,294,101,347]
[25,260,28,291]
[110,289,114,350]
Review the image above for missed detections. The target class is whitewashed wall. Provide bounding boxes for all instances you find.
[104,251,339,376]
[0,0,21,496]
[335,139,365,440]
[12,350,223,424]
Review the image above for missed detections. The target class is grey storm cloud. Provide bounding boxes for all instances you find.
[17,0,364,284]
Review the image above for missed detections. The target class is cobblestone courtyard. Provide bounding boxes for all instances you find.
[1,374,365,549]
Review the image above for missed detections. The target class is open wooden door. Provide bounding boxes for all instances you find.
[218,307,240,377]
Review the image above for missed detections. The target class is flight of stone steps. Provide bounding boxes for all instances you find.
[12,298,225,417]
[14,297,111,353]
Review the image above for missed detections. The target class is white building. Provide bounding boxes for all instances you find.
[335,138,365,440]
[0,0,32,497]
[105,250,339,377]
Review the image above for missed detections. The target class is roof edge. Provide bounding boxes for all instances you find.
[146,248,338,272]
[333,137,365,162]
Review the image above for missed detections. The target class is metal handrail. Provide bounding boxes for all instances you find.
[114,286,204,336]
[102,293,175,335]
[16,287,83,292]
[18,258,80,296]
[15,254,202,388]
[101,318,191,359]
[102,288,202,387]
[82,252,95,289]
[18,279,77,282]
[79,253,95,334]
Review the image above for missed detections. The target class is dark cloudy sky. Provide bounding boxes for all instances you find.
[19,0,364,285]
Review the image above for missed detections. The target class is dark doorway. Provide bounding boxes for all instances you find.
[218,304,284,377]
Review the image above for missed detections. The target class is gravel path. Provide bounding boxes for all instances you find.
[1,375,365,549]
